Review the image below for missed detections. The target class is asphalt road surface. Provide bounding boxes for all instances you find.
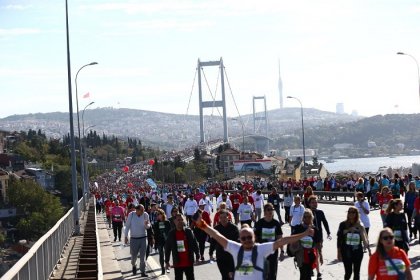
[107,203,420,279]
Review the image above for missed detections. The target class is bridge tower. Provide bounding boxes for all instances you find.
[252,96,269,152]
[197,58,228,143]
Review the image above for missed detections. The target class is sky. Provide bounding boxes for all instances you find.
[1,0,420,119]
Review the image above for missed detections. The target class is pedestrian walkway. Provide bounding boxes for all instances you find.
[97,212,168,279]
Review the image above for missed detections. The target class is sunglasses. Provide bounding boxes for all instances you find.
[382,235,394,241]
[240,235,253,241]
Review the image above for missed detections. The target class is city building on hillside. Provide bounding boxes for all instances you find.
[281,149,317,160]
[336,103,345,114]
[333,143,354,150]
[0,154,25,171]
[367,141,377,148]
[218,147,241,178]
[13,168,55,190]
[278,158,302,181]
[0,169,9,203]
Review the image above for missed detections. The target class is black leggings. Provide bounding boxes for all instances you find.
[194,228,207,257]
[157,244,165,269]
[174,266,194,280]
[112,221,122,240]
[216,256,234,280]
[342,248,363,280]
[299,263,313,280]
[406,209,417,236]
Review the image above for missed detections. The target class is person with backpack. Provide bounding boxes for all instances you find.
[254,203,283,280]
[290,209,320,280]
[193,209,314,279]
[308,196,331,279]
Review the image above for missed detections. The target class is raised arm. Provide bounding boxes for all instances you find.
[194,211,228,249]
[273,227,314,250]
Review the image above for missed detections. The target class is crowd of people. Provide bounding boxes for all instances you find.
[92,166,419,279]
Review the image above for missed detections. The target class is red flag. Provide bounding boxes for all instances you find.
[83,92,90,98]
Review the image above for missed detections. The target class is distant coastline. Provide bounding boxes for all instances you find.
[320,155,420,174]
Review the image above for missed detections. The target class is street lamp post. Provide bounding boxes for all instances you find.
[397,52,420,108]
[65,0,80,235]
[75,63,97,208]
[81,102,94,205]
[83,124,96,200]
[287,96,306,177]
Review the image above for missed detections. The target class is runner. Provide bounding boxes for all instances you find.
[354,192,371,235]
[267,187,284,224]
[378,187,393,227]
[230,189,242,225]
[384,199,409,253]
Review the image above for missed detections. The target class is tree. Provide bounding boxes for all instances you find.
[7,178,64,240]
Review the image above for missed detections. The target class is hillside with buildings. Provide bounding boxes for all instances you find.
[0,107,360,150]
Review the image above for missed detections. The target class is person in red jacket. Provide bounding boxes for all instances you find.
[229,189,242,224]
[378,187,393,227]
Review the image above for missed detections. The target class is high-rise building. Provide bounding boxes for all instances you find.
[336,103,344,114]
[278,59,283,109]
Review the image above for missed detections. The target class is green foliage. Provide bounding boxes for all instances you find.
[7,178,63,240]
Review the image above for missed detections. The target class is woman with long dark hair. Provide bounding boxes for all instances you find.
[153,209,171,275]
[368,228,412,279]
[385,199,409,252]
[337,206,371,280]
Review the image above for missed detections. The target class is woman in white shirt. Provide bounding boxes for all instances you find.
[354,192,371,236]
[252,190,265,221]
[289,196,305,234]
[183,195,198,226]
[237,196,255,227]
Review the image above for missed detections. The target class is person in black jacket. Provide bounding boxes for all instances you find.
[153,209,172,275]
[385,198,409,252]
[165,213,200,280]
[308,195,331,279]
[254,203,283,280]
[212,209,239,280]
[337,206,371,280]
[267,188,284,224]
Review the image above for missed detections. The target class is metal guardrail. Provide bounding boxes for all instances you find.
[1,197,85,280]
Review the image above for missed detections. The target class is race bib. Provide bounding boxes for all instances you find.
[273,200,278,205]
[261,228,276,241]
[345,233,360,246]
[234,199,239,204]
[159,222,165,229]
[300,236,313,248]
[244,210,251,215]
[237,258,254,276]
[394,230,403,241]
[382,204,388,211]
[385,259,405,276]
[177,240,186,252]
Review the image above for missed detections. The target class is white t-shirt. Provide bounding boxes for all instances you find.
[354,200,371,228]
[238,203,254,221]
[217,198,233,210]
[225,240,274,280]
[289,204,305,226]
[252,193,264,209]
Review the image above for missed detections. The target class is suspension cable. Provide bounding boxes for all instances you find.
[224,66,244,128]
[185,67,197,116]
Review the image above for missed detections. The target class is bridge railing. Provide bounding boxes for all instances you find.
[1,197,85,280]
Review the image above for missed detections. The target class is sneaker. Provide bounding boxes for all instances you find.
[113,237,116,242]
[317,272,322,279]
[141,273,148,277]
[166,268,171,274]
[161,268,165,275]
[200,256,204,261]
[132,266,137,275]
